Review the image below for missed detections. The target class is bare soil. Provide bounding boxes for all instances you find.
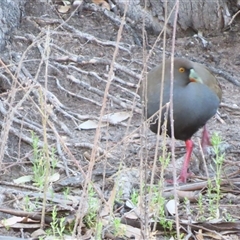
[0,0,240,239]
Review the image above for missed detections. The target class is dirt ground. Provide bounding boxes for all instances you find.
[0,0,240,239]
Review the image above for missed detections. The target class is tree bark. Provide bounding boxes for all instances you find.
[114,0,239,36]
[0,0,25,51]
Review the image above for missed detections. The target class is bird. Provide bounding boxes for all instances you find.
[139,57,222,183]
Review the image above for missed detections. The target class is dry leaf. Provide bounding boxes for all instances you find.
[102,112,131,124]
[73,0,83,7]
[77,120,100,129]
[202,231,222,240]
[125,200,135,209]
[0,216,24,227]
[7,222,41,229]
[77,120,108,130]
[31,228,46,238]
[124,210,139,220]
[166,199,176,215]
[92,0,110,10]
[57,5,71,13]
[48,172,60,182]
[63,0,71,4]
[196,229,204,240]
[124,223,142,239]
[13,175,33,184]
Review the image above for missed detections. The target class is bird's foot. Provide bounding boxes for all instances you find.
[201,125,212,152]
[166,172,193,184]
[178,171,192,183]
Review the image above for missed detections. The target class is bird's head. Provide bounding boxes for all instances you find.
[171,58,204,85]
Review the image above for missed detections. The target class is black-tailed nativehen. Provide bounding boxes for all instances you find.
[139,58,222,182]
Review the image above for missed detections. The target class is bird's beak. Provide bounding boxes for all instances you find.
[189,69,203,83]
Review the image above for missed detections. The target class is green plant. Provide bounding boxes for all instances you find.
[211,133,225,208]
[224,212,235,222]
[130,189,139,205]
[159,153,171,170]
[115,185,123,202]
[46,205,66,238]
[95,221,103,240]
[63,187,70,200]
[177,233,186,239]
[31,131,44,188]
[159,153,171,184]
[50,147,58,169]
[148,154,173,232]
[3,219,10,231]
[206,133,225,219]
[171,232,185,240]
[31,131,57,189]
[207,177,217,217]
[197,193,205,222]
[83,185,99,228]
[24,195,31,211]
[24,195,37,212]
[112,217,126,237]
[150,185,173,232]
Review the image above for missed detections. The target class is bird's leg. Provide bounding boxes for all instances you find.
[179,139,193,183]
[201,125,212,151]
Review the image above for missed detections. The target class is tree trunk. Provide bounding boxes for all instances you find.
[114,0,239,36]
[0,0,25,51]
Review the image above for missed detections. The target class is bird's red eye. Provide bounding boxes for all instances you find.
[179,67,185,73]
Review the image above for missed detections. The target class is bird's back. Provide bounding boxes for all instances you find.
[192,62,222,101]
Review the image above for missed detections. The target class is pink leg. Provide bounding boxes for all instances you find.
[179,139,193,183]
[201,125,212,151]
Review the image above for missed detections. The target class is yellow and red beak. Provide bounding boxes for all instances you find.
[189,69,203,84]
